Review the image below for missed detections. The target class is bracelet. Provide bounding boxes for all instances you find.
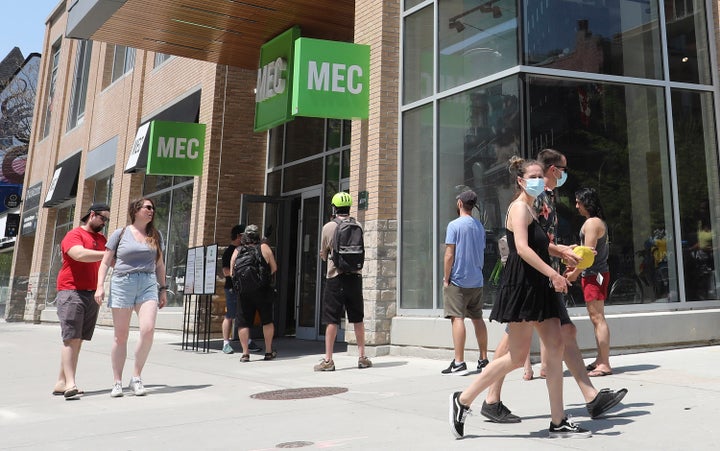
[159,286,168,291]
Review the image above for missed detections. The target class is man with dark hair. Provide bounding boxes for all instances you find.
[52,203,110,399]
[441,190,489,375]
[221,224,261,354]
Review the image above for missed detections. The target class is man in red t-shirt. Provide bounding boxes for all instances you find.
[53,203,110,399]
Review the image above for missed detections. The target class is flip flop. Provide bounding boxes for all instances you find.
[586,363,598,371]
[63,386,79,398]
[53,388,84,396]
[588,369,613,377]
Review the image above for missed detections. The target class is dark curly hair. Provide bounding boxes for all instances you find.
[575,187,605,219]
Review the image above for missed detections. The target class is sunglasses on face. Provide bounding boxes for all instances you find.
[94,212,110,223]
[141,205,155,211]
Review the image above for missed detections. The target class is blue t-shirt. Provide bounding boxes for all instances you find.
[445,215,486,288]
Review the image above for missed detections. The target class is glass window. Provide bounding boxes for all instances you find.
[283,159,323,193]
[525,0,663,79]
[341,149,351,179]
[665,0,712,84]
[403,6,434,104]
[92,174,113,207]
[268,125,284,167]
[672,89,719,300]
[324,153,341,219]
[285,117,324,163]
[267,170,281,196]
[405,0,426,10]
[45,205,75,304]
[154,53,173,68]
[527,76,677,305]
[326,119,342,150]
[111,45,136,82]
[438,0,518,92]
[342,120,352,147]
[67,40,93,131]
[42,40,61,138]
[400,104,434,309]
[437,77,520,307]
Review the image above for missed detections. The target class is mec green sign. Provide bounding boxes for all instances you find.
[146,121,206,176]
[254,26,300,132]
[292,38,370,119]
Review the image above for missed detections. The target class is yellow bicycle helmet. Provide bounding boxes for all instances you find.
[331,192,353,208]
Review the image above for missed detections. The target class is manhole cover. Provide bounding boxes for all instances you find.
[276,441,314,448]
[252,386,348,400]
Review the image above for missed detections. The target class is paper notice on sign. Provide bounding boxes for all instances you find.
[125,122,150,172]
[193,246,205,293]
[185,248,196,294]
[203,244,217,295]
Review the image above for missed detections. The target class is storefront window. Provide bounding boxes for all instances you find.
[403,6,434,104]
[665,0,712,84]
[437,77,520,307]
[527,76,677,305]
[283,159,323,193]
[400,104,433,309]
[672,89,719,300]
[285,117,324,163]
[45,205,75,304]
[438,0,518,92]
[525,0,663,80]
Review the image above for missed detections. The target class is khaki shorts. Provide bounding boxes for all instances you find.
[443,284,484,319]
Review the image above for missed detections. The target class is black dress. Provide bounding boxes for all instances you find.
[490,219,562,323]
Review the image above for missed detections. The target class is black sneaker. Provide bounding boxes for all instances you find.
[477,358,489,372]
[441,360,469,375]
[548,417,592,438]
[480,401,521,423]
[248,340,263,353]
[586,387,628,418]
[449,392,471,439]
[263,350,277,360]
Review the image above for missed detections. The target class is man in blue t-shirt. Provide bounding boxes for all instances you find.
[441,190,489,375]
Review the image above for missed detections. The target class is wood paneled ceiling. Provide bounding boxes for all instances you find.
[88,0,355,69]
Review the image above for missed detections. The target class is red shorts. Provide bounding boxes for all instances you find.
[581,272,610,302]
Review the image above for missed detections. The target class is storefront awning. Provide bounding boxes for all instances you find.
[65,0,354,70]
[43,153,81,208]
[124,91,201,174]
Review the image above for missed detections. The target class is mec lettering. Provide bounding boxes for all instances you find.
[307,61,363,94]
[256,57,287,102]
[157,137,200,159]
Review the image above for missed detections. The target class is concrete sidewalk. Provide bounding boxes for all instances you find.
[0,320,718,450]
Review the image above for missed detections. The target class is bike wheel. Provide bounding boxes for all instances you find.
[609,277,643,304]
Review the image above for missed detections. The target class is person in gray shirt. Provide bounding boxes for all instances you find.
[96,198,167,398]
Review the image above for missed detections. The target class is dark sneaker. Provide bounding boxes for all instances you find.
[449,392,471,439]
[587,388,628,418]
[222,343,234,354]
[358,356,373,368]
[548,417,591,438]
[480,401,521,423]
[314,358,335,371]
[264,350,277,360]
[477,358,489,372]
[248,340,263,353]
[441,360,469,375]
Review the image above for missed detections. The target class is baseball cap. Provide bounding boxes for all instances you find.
[81,202,110,223]
[456,190,477,207]
[244,224,260,240]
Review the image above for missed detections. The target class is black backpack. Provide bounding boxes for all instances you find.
[331,217,364,272]
[232,244,269,294]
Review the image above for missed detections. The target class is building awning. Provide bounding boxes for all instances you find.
[124,90,201,174]
[43,153,81,208]
[65,0,354,70]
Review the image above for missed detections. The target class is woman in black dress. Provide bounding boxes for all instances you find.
[450,157,590,439]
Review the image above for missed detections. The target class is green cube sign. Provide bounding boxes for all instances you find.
[146,121,206,176]
[254,26,300,132]
[292,38,370,120]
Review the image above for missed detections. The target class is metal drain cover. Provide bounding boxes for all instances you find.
[276,441,314,448]
[251,386,348,400]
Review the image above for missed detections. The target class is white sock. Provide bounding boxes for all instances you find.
[223,340,229,346]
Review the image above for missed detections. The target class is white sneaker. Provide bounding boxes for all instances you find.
[110,382,124,398]
[129,377,146,396]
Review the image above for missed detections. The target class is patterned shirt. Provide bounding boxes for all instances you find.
[533,189,559,269]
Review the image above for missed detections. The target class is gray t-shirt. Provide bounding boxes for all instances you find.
[107,227,160,276]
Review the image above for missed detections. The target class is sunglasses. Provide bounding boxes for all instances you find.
[94,212,110,223]
[142,205,155,211]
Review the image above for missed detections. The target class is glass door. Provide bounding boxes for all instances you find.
[295,189,323,339]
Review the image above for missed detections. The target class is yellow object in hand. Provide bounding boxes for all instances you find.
[571,246,595,269]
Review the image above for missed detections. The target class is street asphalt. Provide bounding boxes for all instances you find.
[0,320,718,450]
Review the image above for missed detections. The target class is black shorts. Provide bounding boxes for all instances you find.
[322,273,364,325]
[237,286,274,328]
[56,290,100,341]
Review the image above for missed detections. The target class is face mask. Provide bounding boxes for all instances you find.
[556,170,568,187]
[523,178,545,197]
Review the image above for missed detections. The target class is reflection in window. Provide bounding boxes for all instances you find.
[67,40,93,131]
[672,89,719,300]
[525,0,662,79]
[665,0,711,84]
[401,104,433,309]
[111,45,136,83]
[527,76,677,305]
[439,0,517,92]
[42,40,61,138]
[285,117,324,163]
[438,77,520,307]
[403,6,434,104]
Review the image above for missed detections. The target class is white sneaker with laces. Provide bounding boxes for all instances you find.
[129,377,146,396]
[110,382,124,398]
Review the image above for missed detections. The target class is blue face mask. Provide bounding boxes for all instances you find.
[523,178,545,197]
[556,170,568,187]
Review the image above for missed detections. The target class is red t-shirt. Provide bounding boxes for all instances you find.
[56,227,107,291]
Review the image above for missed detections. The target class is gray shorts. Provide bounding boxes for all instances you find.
[56,290,99,341]
[109,272,158,308]
[443,284,484,319]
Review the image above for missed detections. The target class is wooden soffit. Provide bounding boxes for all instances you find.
[78,0,355,69]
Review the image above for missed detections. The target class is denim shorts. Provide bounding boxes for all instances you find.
[109,272,158,308]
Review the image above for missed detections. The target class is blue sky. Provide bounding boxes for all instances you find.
[1,0,62,60]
